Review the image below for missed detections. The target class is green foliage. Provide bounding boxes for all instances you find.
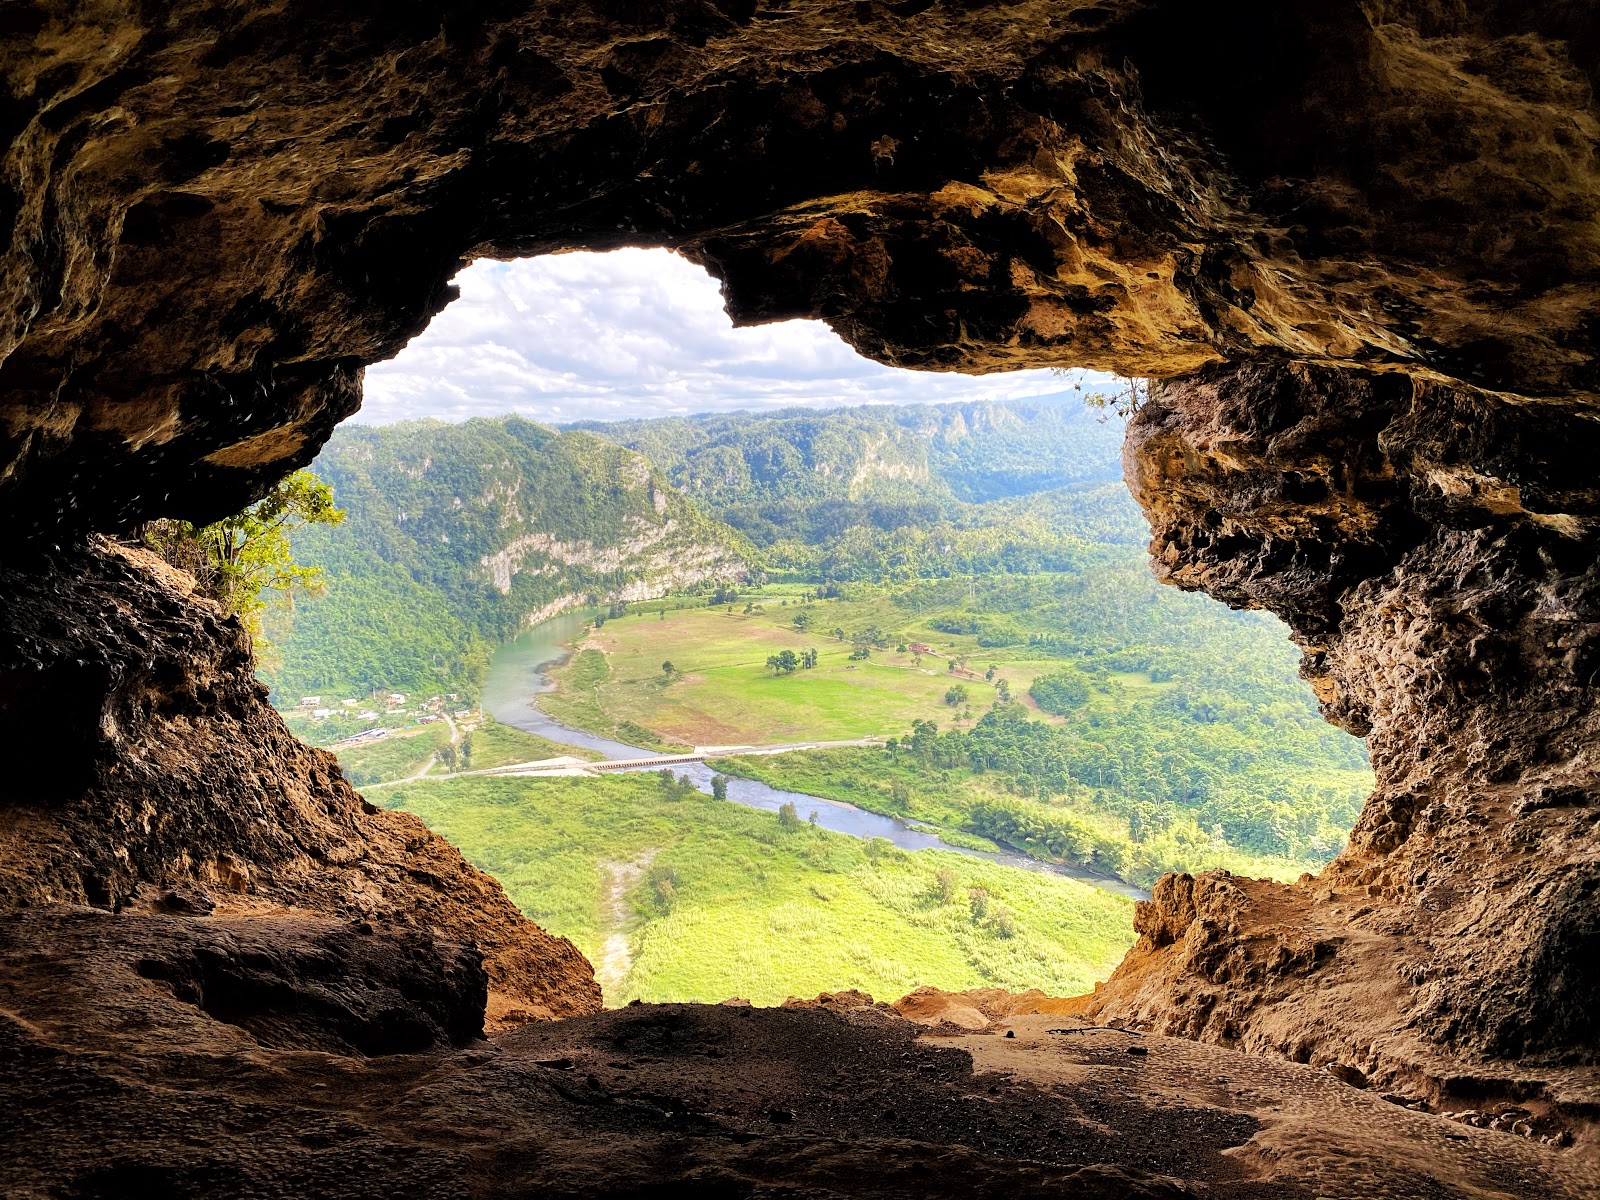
[334,724,449,787]
[1031,668,1091,714]
[144,470,344,645]
[261,416,748,704]
[380,772,1135,1004]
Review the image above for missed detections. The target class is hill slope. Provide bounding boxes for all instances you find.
[263,416,749,703]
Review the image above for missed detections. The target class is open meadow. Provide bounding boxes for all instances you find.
[546,593,1074,748]
[382,771,1136,1006]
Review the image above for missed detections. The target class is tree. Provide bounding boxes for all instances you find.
[793,610,812,630]
[945,684,969,707]
[711,774,729,802]
[142,469,344,646]
[767,649,799,674]
[968,887,990,921]
[801,648,819,669]
[849,645,871,661]
[933,866,961,904]
[777,801,801,828]
[661,660,675,679]
[833,627,847,641]
[646,862,680,912]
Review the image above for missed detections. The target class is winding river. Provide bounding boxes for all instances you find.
[482,612,1149,902]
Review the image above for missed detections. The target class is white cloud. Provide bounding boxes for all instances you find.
[358,248,1117,425]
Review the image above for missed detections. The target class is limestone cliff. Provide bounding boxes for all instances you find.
[0,537,601,1023]
[1070,362,1600,1107]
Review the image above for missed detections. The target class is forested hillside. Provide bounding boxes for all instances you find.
[575,395,1147,576]
[262,417,748,703]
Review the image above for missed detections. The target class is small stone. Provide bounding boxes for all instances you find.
[1004,1029,1015,1039]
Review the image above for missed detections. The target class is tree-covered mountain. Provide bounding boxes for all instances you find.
[574,392,1127,515]
[262,417,749,703]
[573,394,1146,577]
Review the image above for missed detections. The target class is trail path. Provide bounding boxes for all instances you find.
[594,851,655,1000]
[398,710,460,782]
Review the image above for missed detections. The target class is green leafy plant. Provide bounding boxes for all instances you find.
[143,470,344,647]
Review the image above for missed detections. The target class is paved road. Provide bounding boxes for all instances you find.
[400,736,884,783]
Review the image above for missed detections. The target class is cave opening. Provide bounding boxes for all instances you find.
[256,245,1373,1009]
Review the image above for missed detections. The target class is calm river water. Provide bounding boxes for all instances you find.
[482,612,1148,902]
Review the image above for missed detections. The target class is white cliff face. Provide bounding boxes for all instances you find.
[480,519,713,594]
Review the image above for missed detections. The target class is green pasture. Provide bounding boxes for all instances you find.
[551,603,1056,747]
[382,772,1136,1006]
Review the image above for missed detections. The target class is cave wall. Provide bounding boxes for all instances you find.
[0,536,601,1022]
[1067,363,1600,1093]
[4,1,1600,538]
[2,0,1599,1084]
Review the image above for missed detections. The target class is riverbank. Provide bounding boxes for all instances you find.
[481,614,1150,902]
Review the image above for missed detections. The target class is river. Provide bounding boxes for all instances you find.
[482,611,1149,902]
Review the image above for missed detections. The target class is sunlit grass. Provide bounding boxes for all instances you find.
[382,772,1136,1006]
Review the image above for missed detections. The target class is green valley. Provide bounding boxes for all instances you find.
[261,416,749,706]
[277,394,1374,1006]
[381,771,1135,1005]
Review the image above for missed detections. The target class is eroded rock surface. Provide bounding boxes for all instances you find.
[3,919,1594,1199]
[1071,361,1600,1109]
[3,1,1600,1187]
[0,537,601,1023]
[3,3,1599,535]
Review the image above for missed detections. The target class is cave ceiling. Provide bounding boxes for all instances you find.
[2,0,1598,537]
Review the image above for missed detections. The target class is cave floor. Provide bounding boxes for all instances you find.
[2,907,1595,1199]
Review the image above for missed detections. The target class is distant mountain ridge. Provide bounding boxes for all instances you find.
[571,391,1128,521]
[265,396,1142,702]
[262,416,749,703]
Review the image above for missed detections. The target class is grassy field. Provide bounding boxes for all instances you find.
[459,719,598,770]
[540,582,1372,888]
[382,772,1136,1006]
[335,722,451,786]
[547,602,1049,747]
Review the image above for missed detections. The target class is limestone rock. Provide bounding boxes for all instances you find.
[1068,360,1600,1109]
[2,4,1599,536]
[0,537,601,1023]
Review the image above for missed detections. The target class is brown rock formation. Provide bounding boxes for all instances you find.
[3,3,1599,538]
[3,933,1594,1198]
[1070,361,1600,1106]
[0,536,600,1022]
[4,0,1600,1188]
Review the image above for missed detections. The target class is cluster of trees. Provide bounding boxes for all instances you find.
[876,687,1365,866]
[766,648,820,674]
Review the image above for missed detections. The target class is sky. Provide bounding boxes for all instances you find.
[357,248,1115,425]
